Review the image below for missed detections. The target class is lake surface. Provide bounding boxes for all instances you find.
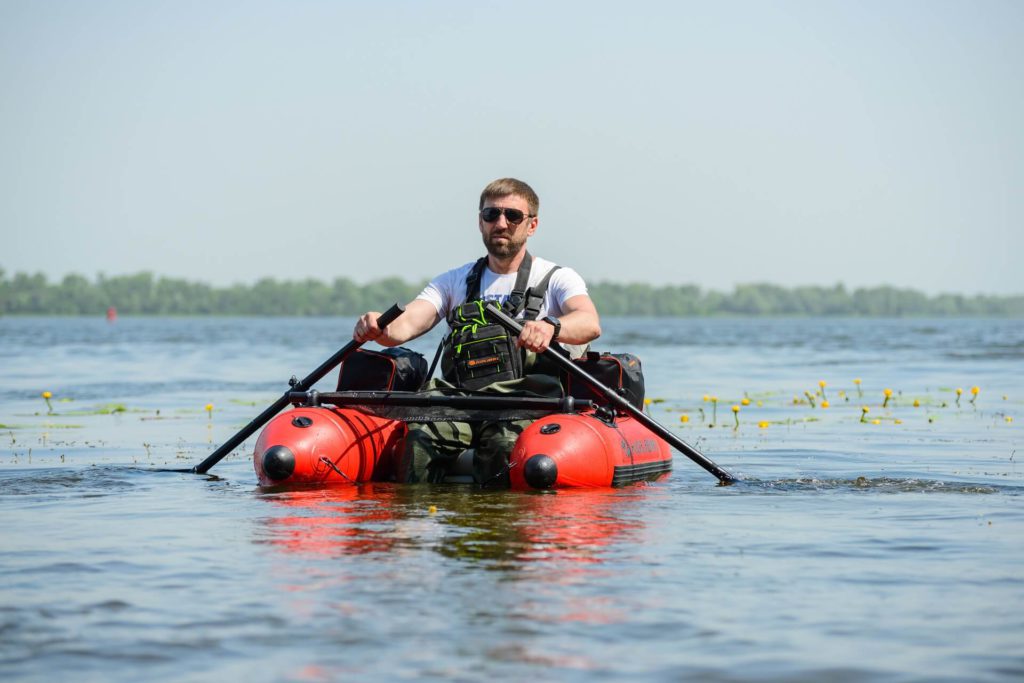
[1,316,1021,682]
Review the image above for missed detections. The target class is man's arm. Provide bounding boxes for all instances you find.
[517,294,601,353]
[353,299,441,346]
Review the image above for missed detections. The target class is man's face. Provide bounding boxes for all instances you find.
[479,194,538,259]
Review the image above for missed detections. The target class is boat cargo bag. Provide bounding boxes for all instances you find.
[337,347,429,392]
[441,300,527,391]
[564,351,646,410]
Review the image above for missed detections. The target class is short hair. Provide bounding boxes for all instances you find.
[479,178,539,216]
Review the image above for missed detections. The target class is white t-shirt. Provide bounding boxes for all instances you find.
[417,256,588,323]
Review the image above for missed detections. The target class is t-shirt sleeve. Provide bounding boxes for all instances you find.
[547,267,589,310]
[416,277,449,318]
[416,263,470,319]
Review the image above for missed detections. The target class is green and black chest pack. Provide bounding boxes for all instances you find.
[438,253,559,391]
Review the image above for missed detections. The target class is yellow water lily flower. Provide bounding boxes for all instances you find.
[41,391,54,414]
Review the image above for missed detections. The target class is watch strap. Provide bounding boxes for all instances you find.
[542,315,561,342]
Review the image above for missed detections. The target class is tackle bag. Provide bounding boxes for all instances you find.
[337,347,428,392]
[564,351,646,410]
[440,301,525,392]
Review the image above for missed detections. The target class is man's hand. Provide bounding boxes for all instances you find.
[353,311,386,343]
[517,319,557,353]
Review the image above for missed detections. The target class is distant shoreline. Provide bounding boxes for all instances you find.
[1,269,1021,317]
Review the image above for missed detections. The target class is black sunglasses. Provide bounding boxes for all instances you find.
[479,207,534,225]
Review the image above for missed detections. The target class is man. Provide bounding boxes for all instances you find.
[353,178,601,486]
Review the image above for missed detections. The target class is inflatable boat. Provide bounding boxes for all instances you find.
[253,392,673,490]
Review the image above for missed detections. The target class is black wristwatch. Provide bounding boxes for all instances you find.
[542,315,561,342]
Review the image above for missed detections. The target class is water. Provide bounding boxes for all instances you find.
[1,316,1021,682]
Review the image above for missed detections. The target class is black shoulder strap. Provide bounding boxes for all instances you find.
[503,252,533,315]
[463,257,489,303]
[522,264,561,320]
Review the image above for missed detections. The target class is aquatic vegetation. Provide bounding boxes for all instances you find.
[955,388,963,406]
[61,404,131,416]
[819,380,828,401]
[41,391,54,415]
[660,379,1013,434]
[854,378,863,398]
[970,386,980,405]
[206,403,214,420]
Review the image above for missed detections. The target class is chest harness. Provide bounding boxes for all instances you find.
[435,252,560,391]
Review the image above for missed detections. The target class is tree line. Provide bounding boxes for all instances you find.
[1,268,1021,317]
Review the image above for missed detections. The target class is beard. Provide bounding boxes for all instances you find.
[482,230,527,259]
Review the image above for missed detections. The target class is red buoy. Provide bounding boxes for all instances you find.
[106,306,117,322]
[254,407,405,486]
[509,412,672,489]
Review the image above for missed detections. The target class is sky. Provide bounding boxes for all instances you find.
[1,0,1022,296]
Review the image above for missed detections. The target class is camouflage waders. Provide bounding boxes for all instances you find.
[399,373,563,488]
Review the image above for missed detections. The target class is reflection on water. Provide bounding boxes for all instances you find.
[256,484,647,570]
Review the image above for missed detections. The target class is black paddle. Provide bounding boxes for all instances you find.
[484,302,737,484]
[190,303,405,474]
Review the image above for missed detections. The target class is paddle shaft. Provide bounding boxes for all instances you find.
[484,303,737,484]
[192,303,405,474]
